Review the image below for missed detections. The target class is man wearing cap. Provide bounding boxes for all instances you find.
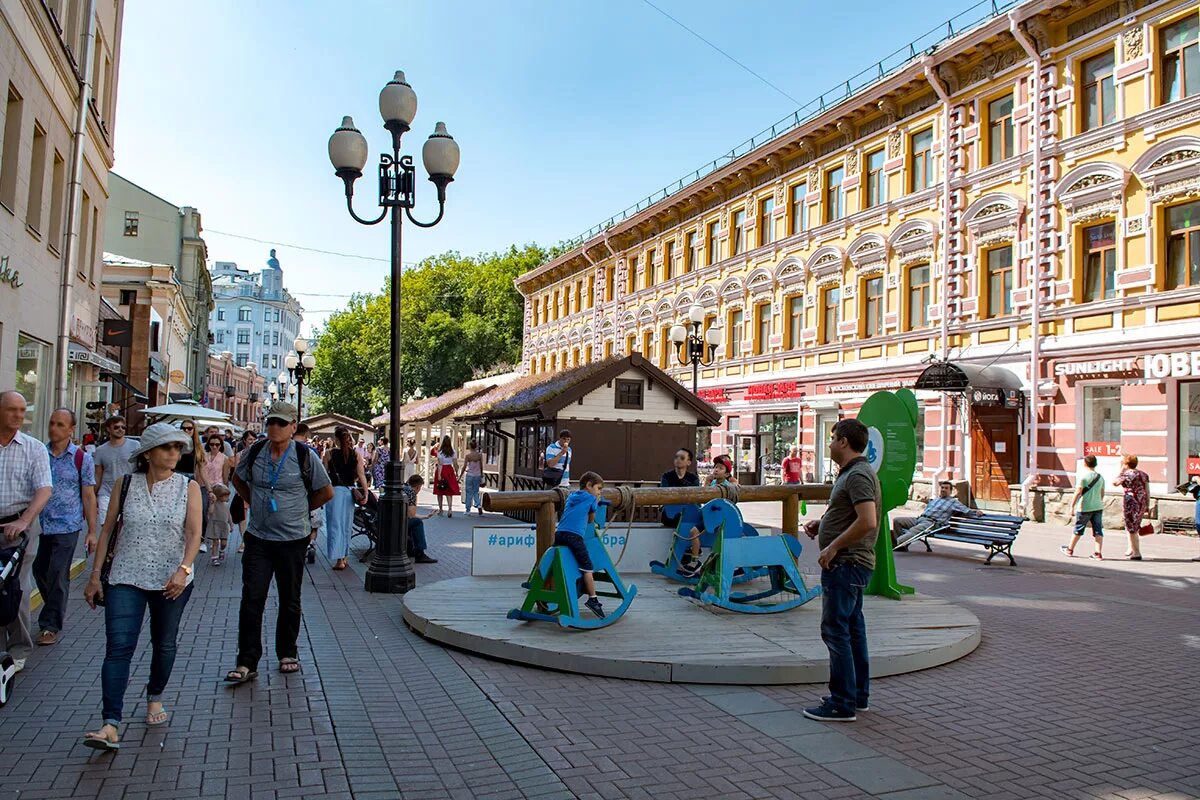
[226,401,332,682]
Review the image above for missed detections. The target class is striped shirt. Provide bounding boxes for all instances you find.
[0,430,53,518]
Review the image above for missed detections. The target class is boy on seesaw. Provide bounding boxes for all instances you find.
[552,471,608,619]
[680,454,738,577]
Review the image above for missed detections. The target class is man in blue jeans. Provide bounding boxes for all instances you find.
[802,419,881,722]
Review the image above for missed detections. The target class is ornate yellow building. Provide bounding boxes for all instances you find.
[516,0,1200,512]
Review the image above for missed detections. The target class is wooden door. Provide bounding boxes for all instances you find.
[971,409,1018,503]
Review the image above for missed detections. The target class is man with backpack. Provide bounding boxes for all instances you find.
[32,409,96,646]
[225,402,332,683]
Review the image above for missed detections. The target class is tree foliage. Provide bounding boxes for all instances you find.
[308,243,549,420]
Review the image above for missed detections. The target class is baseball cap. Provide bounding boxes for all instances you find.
[265,400,298,424]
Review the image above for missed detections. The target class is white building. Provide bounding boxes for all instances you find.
[209,250,302,374]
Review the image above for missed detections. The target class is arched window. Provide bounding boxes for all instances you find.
[237,305,252,322]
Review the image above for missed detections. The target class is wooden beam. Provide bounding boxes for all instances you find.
[535,501,557,558]
[484,483,832,513]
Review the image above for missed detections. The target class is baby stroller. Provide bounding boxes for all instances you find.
[0,533,30,709]
[352,490,380,562]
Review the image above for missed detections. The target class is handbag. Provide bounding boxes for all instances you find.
[96,475,133,607]
[540,466,564,486]
[1138,520,1155,536]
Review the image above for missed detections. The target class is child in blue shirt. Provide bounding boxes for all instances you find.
[680,455,737,577]
[553,471,606,618]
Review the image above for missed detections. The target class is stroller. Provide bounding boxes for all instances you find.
[352,490,380,562]
[0,533,29,708]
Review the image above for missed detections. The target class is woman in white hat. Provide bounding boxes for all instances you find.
[80,422,202,751]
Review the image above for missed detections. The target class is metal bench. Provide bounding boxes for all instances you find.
[896,511,1024,565]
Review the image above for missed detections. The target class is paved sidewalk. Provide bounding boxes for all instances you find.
[0,489,1197,799]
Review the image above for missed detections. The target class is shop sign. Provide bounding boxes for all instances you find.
[1188,456,1200,475]
[101,319,133,347]
[1054,358,1140,377]
[149,356,164,380]
[0,256,22,289]
[70,316,96,349]
[697,388,729,404]
[746,380,802,401]
[824,380,908,393]
[168,369,185,385]
[1145,350,1200,380]
[970,388,1002,406]
[1084,441,1122,457]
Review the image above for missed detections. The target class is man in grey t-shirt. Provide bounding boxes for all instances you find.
[802,418,880,723]
[227,401,332,681]
[91,415,139,544]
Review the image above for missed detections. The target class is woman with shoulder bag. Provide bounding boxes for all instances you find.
[433,435,460,517]
[323,426,367,570]
[81,423,202,751]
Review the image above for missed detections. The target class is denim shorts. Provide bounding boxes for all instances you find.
[553,531,592,572]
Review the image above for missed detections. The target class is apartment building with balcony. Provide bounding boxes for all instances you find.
[516,0,1200,513]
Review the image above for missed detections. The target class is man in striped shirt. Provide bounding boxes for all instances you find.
[0,391,53,673]
[891,480,980,550]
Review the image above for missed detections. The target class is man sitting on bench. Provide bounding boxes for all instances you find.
[892,480,981,550]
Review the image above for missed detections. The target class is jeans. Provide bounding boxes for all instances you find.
[463,474,482,512]
[1075,509,1104,537]
[237,533,307,671]
[820,561,873,714]
[101,582,193,726]
[32,531,79,634]
[324,486,353,560]
[406,517,428,556]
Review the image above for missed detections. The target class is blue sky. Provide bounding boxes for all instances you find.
[113,0,979,334]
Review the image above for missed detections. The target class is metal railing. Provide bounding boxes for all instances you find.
[558,0,1021,251]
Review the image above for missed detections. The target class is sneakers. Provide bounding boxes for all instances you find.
[823,694,869,711]
[679,555,702,577]
[199,543,208,553]
[1059,545,1074,557]
[415,554,438,564]
[803,701,856,722]
[584,597,606,618]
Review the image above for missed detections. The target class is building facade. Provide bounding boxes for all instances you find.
[0,0,125,434]
[204,351,264,432]
[517,0,1200,514]
[209,250,302,375]
[103,172,212,398]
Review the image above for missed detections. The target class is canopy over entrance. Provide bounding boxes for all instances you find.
[914,361,1024,408]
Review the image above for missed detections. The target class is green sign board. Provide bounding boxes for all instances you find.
[856,389,918,599]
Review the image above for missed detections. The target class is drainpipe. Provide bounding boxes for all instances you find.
[55,0,99,408]
[1011,12,1043,516]
[923,57,954,486]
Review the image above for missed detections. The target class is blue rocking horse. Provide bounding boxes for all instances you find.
[678,498,822,614]
[650,500,769,584]
[507,502,637,630]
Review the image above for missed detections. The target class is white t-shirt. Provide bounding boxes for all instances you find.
[544,442,571,485]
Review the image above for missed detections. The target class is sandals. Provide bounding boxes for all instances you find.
[146,708,170,726]
[224,666,258,685]
[82,728,120,751]
[279,658,300,674]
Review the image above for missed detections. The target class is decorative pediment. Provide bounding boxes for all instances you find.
[746,268,775,290]
[774,257,806,286]
[599,316,614,332]
[620,310,637,328]
[962,193,1024,247]
[1054,162,1129,223]
[719,276,744,298]
[568,328,582,343]
[888,219,938,267]
[807,246,846,279]
[654,299,674,318]
[1132,136,1200,204]
[847,233,889,276]
[637,305,654,322]
[673,293,694,311]
[695,284,718,306]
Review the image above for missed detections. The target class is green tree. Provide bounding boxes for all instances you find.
[308,243,549,419]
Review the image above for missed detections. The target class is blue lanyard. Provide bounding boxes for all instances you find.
[267,442,293,494]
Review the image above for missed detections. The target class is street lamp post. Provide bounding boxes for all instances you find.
[283,336,316,420]
[328,70,460,594]
[670,304,722,395]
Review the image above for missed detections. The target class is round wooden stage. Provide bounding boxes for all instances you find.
[402,574,981,684]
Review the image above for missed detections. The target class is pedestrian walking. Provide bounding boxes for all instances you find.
[1114,454,1150,561]
[401,474,438,563]
[175,421,207,553]
[323,426,367,571]
[401,438,418,482]
[542,430,572,488]
[781,446,803,484]
[1062,454,1106,560]
[204,425,234,458]
[433,435,460,517]
[460,439,484,516]
[92,415,138,536]
[372,436,391,489]
[0,391,53,674]
[33,408,97,646]
[890,480,982,551]
[225,402,332,683]
[199,432,231,546]
[81,422,202,750]
[802,419,881,722]
[206,483,233,565]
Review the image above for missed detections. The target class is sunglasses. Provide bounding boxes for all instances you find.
[181,426,194,432]
[266,418,292,427]
[159,442,184,452]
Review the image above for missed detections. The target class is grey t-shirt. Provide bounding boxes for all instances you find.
[93,438,140,499]
[235,441,331,542]
[817,456,882,570]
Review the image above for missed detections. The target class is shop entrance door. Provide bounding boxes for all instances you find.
[736,434,758,485]
[971,409,1018,506]
[815,414,839,483]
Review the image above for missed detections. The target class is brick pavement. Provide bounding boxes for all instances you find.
[0,489,1196,799]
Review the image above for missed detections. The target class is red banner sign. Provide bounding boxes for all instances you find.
[1084,441,1122,457]
[1187,456,1200,475]
[746,381,802,402]
[697,388,729,404]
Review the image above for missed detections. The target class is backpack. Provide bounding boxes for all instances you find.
[244,439,314,495]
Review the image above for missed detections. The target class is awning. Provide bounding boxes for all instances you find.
[68,343,121,373]
[100,371,150,404]
[914,361,1025,408]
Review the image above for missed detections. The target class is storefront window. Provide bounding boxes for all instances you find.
[1183,383,1200,480]
[16,334,50,435]
[756,413,797,479]
[1083,385,1122,453]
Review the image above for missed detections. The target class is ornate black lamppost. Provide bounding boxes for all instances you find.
[327,70,460,594]
[669,304,722,395]
[281,336,315,419]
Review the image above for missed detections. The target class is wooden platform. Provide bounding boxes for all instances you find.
[402,574,981,684]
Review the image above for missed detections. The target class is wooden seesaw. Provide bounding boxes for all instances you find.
[650,501,770,584]
[678,498,821,614]
[507,502,638,629]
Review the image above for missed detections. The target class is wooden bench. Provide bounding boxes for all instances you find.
[896,512,1024,565]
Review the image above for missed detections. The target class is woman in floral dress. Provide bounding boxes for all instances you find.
[1114,453,1150,561]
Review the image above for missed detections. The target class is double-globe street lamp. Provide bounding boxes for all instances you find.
[670,304,723,395]
[327,70,460,594]
[278,336,315,419]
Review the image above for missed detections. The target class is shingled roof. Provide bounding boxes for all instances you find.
[453,354,721,425]
[371,382,495,426]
